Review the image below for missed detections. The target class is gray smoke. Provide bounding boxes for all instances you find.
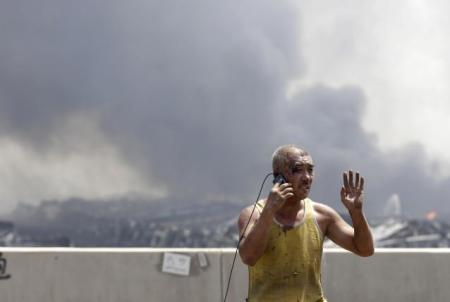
[0,0,449,217]
[276,84,450,217]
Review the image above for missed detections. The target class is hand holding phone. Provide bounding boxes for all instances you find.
[265,174,293,213]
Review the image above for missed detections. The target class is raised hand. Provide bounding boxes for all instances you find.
[340,170,364,211]
[265,183,294,214]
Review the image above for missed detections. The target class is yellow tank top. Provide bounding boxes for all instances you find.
[247,198,327,302]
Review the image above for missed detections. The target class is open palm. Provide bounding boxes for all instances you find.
[340,170,364,211]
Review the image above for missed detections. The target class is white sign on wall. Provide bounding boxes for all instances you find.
[162,252,191,276]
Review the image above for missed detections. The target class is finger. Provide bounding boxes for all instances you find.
[349,170,354,190]
[282,192,295,199]
[360,176,365,191]
[281,186,294,194]
[340,186,345,200]
[279,183,292,190]
[281,187,294,194]
[280,193,292,200]
[355,172,360,189]
[343,172,349,190]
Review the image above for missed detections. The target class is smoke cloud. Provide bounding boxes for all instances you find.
[0,0,449,217]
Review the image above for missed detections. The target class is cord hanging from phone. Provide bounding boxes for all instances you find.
[222,172,274,302]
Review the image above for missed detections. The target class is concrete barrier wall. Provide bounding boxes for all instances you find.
[0,248,449,302]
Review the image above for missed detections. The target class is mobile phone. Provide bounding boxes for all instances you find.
[273,174,286,185]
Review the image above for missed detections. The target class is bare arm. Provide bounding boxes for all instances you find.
[237,205,274,266]
[238,183,294,266]
[326,171,374,257]
[326,207,374,256]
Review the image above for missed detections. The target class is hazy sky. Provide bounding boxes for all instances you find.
[1,0,449,218]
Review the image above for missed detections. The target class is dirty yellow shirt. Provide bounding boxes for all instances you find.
[247,198,327,302]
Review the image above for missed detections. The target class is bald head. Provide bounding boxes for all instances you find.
[272,145,311,175]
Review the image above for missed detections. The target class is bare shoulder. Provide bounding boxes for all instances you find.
[311,201,336,215]
[311,201,339,223]
[311,201,347,236]
[237,200,264,232]
[238,200,264,221]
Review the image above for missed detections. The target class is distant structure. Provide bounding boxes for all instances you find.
[383,193,402,218]
[5,197,450,248]
[325,193,450,248]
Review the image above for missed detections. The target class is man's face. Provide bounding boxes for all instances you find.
[283,152,314,200]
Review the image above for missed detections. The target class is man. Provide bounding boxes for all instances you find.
[238,145,374,302]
